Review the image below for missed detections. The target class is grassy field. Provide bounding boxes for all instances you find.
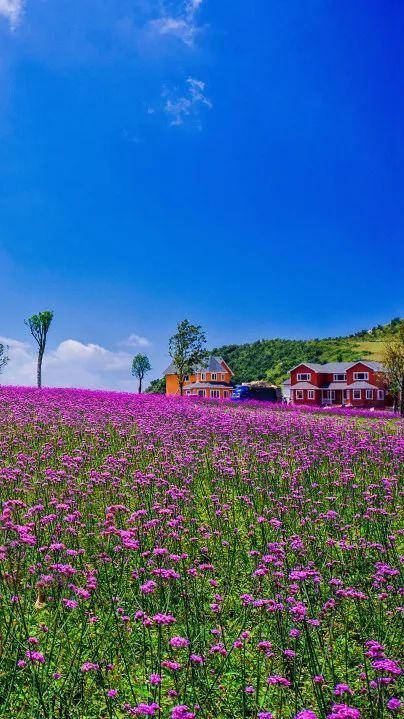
[0,388,402,719]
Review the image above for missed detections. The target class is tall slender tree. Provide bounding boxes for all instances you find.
[25,311,54,388]
[0,342,9,376]
[131,354,151,393]
[383,320,404,416]
[169,319,207,396]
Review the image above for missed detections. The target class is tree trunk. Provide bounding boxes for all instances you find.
[37,351,43,388]
[179,381,183,396]
[138,377,142,394]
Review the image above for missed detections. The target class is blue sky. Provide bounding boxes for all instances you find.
[0,0,403,389]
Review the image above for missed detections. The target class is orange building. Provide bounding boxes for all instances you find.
[164,356,234,398]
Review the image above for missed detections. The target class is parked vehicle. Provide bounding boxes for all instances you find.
[231,383,280,402]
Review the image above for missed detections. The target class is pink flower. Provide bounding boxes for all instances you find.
[25,651,45,664]
[107,689,118,698]
[327,704,361,719]
[80,662,99,672]
[169,636,190,648]
[267,675,291,687]
[294,712,317,719]
[387,698,401,711]
[171,706,195,719]
[149,674,162,684]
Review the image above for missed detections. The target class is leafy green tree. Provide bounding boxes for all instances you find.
[131,354,151,394]
[0,342,9,376]
[169,319,207,396]
[383,321,404,415]
[145,377,166,394]
[25,311,54,388]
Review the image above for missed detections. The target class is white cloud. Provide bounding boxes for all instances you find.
[148,0,204,47]
[0,0,24,28]
[0,337,137,391]
[118,333,151,348]
[164,76,212,126]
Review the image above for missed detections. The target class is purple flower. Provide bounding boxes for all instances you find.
[25,651,45,664]
[387,698,401,711]
[327,704,361,719]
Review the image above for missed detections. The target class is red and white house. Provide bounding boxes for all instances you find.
[289,361,392,409]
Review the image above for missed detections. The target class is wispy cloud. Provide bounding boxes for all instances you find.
[119,333,151,348]
[149,0,204,47]
[163,76,212,126]
[0,0,24,28]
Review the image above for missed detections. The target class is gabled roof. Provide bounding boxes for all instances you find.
[164,355,233,376]
[290,382,318,389]
[346,381,379,389]
[289,360,384,374]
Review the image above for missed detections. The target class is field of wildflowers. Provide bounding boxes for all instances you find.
[0,387,402,719]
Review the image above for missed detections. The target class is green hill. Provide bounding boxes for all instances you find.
[212,318,402,386]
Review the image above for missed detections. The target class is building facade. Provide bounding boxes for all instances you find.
[289,360,391,408]
[165,356,234,398]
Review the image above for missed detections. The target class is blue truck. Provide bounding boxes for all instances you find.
[231,383,280,402]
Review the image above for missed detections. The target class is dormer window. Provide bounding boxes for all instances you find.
[201,373,206,381]
[333,373,346,381]
[184,375,190,382]
[353,372,369,381]
[297,373,311,381]
[211,373,217,381]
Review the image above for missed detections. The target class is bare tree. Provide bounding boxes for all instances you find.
[169,319,207,396]
[383,320,404,416]
[25,311,54,388]
[131,354,151,393]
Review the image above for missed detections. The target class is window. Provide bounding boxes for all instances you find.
[333,373,347,381]
[323,390,335,400]
[186,389,191,395]
[211,373,217,381]
[308,390,315,400]
[201,373,206,380]
[184,375,189,382]
[296,390,304,400]
[344,390,349,400]
[366,389,373,400]
[354,372,369,381]
[353,390,361,400]
[198,390,206,397]
[210,389,220,398]
[297,373,311,381]
[223,390,229,397]
[377,389,384,400]
[220,373,225,381]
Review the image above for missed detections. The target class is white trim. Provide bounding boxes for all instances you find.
[297,373,311,382]
[307,390,315,400]
[295,390,304,400]
[210,389,220,398]
[353,372,369,381]
[184,375,190,382]
[333,373,347,381]
[366,389,373,400]
[323,390,336,400]
[201,373,206,381]
[353,389,361,400]
[223,390,229,397]
[211,373,217,381]
[377,389,384,400]
[198,389,206,397]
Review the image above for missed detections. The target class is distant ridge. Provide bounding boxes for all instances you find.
[211,318,402,386]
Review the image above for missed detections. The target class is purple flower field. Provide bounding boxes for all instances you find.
[0,387,402,719]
